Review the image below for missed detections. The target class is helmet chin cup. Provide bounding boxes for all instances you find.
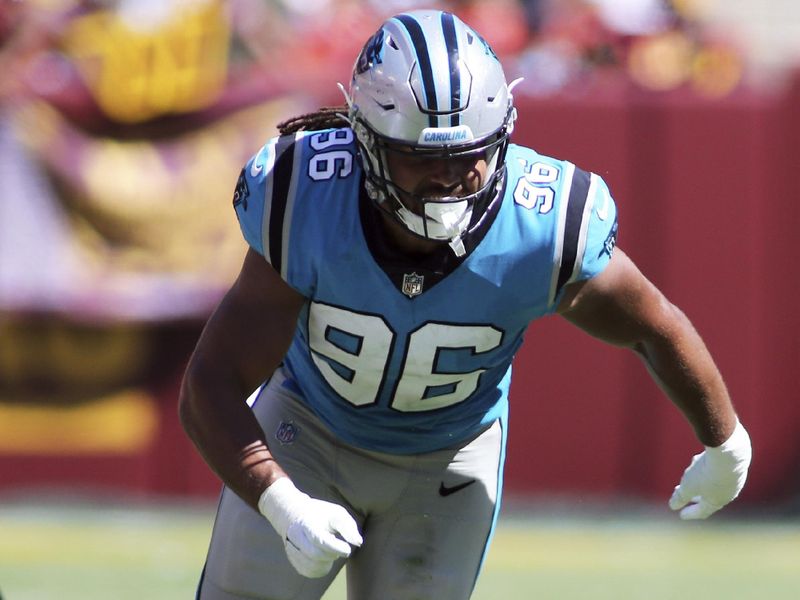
[396,197,473,241]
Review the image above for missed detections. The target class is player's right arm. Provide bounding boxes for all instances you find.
[181,131,363,576]
[179,248,362,577]
[179,247,304,511]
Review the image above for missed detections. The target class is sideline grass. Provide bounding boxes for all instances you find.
[0,498,797,599]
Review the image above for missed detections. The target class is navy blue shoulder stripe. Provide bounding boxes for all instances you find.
[268,134,296,274]
[555,167,592,297]
[440,12,461,127]
[396,14,438,128]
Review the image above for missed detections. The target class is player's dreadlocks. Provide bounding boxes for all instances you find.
[277,105,350,136]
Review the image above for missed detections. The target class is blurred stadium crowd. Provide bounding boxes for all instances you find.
[0,0,762,317]
[0,0,797,497]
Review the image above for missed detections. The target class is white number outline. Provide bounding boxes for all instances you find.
[308,130,354,181]
[307,302,505,413]
[513,161,559,214]
[309,129,353,150]
[308,302,395,407]
[389,320,504,413]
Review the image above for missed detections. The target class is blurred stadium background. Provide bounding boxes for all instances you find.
[1,0,798,598]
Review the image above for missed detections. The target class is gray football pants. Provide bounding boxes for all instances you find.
[197,368,505,600]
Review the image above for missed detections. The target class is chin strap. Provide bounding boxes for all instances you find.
[448,237,466,257]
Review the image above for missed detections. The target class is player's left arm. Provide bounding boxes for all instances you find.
[557,248,752,519]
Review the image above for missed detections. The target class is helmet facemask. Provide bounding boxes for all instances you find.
[350,108,514,256]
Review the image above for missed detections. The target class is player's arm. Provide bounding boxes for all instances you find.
[557,248,751,518]
[557,248,734,445]
[179,248,304,509]
[179,248,362,577]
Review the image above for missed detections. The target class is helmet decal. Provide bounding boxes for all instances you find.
[355,28,385,75]
[476,32,499,60]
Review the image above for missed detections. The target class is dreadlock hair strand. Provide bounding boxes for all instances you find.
[277,105,350,136]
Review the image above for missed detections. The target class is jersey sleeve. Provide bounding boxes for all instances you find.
[231,127,362,298]
[549,168,619,308]
[232,134,298,271]
[577,173,618,280]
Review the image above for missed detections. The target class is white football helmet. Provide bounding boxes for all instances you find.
[345,9,518,255]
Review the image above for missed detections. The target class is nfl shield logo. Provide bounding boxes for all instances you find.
[402,272,424,298]
[275,421,299,445]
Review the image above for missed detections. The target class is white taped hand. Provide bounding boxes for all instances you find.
[669,419,752,520]
[258,477,363,578]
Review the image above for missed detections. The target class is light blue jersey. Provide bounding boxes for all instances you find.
[233,128,618,454]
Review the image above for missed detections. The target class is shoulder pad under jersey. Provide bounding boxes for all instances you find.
[505,144,619,307]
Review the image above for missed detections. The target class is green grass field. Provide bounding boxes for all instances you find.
[1,497,797,599]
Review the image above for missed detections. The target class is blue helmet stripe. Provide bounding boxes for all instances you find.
[441,12,461,127]
[396,14,438,128]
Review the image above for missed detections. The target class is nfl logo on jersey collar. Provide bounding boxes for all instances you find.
[402,272,424,298]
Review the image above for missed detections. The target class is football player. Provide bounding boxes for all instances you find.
[180,9,752,600]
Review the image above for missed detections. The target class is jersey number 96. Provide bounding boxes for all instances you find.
[308,302,503,412]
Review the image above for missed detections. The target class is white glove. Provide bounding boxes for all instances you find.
[669,419,752,520]
[258,477,362,578]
